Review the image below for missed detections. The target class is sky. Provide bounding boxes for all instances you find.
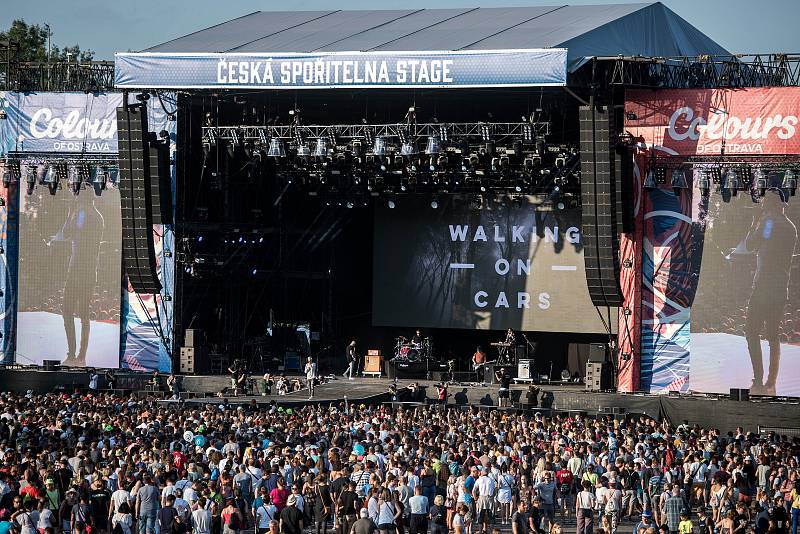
[2,0,799,60]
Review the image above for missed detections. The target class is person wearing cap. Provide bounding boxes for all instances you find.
[280,494,303,534]
[634,511,656,534]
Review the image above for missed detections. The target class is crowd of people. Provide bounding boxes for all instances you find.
[0,390,798,534]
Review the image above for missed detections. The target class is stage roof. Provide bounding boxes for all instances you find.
[144,2,728,72]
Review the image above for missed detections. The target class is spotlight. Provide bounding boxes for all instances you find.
[91,165,108,192]
[697,170,710,197]
[67,165,81,195]
[643,168,658,189]
[726,169,740,196]
[400,140,417,156]
[754,168,768,196]
[424,136,441,155]
[372,136,388,156]
[2,160,19,187]
[515,179,524,193]
[346,201,354,209]
[782,169,797,196]
[430,198,439,209]
[296,142,311,158]
[267,138,286,158]
[26,165,36,195]
[671,168,688,189]
[387,199,396,209]
[251,268,258,276]
[44,164,59,195]
[313,137,329,158]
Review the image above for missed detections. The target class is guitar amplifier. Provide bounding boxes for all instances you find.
[364,355,382,376]
[367,349,382,356]
[518,359,533,380]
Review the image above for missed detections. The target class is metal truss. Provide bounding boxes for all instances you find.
[1,59,115,92]
[591,53,800,89]
[202,121,550,143]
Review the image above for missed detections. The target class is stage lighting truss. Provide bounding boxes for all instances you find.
[1,154,119,195]
[646,155,800,201]
[204,120,558,199]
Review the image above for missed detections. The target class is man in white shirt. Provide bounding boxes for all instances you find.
[474,469,496,534]
[191,497,212,534]
[304,357,317,400]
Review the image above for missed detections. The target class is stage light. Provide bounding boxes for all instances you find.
[91,165,108,192]
[25,165,36,195]
[387,199,396,209]
[67,165,81,195]
[515,179,524,193]
[643,168,658,189]
[480,124,491,142]
[424,136,441,155]
[671,168,688,189]
[697,170,711,197]
[251,268,258,276]
[430,198,439,209]
[754,168,768,196]
[2,161,19,187]
[296,142,311,158]
[782,169,797,196]
[400,141,418,156]
[346,201,354,209]
[44,164,58,195]
[267,138,286,158]
[372,136,388,156]
[259,237,264,243]
[351,140,362,158]
[726,169,740,196]
[522,123,534,144]
[197,235,204,242]
[313,137,329,158]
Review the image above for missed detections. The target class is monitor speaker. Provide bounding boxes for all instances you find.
[730,388,750,401]
[579,104,625,307]
[117,103,161,293]
[587,343,608,363]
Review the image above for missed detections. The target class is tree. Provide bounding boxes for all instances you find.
[0,19,94,63]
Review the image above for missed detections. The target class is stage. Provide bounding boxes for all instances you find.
[3,367,798,434]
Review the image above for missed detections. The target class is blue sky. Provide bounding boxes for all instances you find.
[2,0,798,60]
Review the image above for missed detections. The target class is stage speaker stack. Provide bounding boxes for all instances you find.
[179,329,206,374]
[585,361,613,391]
[42,360,60,371]
[117,103,161,293]
[730,388,750,401]
[579,104,626,307]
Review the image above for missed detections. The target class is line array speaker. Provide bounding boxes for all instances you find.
[117,103,161,293]
[148,137,173,225]
[585,361,613,391]
[579,104,624,307]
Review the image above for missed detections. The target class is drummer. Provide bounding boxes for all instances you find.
[411,329,423,347]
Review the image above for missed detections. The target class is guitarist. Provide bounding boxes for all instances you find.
[344,340,357,380]
[472,346,487,383]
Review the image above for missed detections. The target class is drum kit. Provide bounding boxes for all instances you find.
[393,336,434,362]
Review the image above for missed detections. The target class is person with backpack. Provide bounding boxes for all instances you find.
[70,494,93,534]
[604,481,622,534]
[111,503,133,534]
[221,499,242,534]
[159,495,185,534]
[555,466,574,522]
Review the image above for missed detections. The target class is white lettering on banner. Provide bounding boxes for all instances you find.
[29,108,116,141]
[667,106,798,143]
[448,224,581,243]
[218,56,453,86]
[447,218,579,312]
[472,291,552,309]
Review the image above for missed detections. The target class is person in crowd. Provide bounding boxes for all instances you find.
[0,392,797,534]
